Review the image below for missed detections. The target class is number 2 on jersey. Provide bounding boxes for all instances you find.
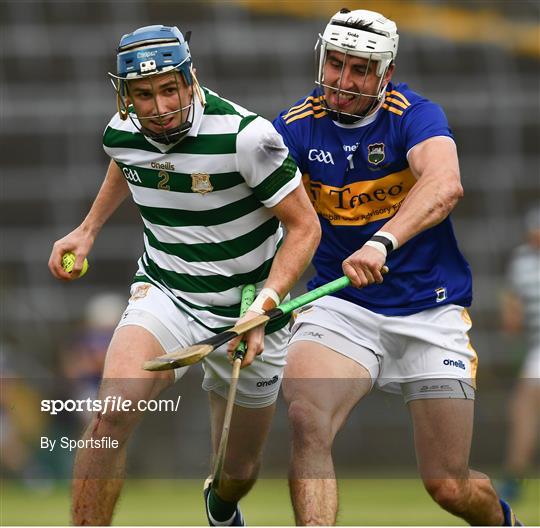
[158,170,170,191]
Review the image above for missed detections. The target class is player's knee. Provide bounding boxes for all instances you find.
[423,478,469,514]
[287,399,333,449]
[222,459,260,483]
[90,408,139,441]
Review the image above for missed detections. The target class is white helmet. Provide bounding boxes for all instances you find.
[316,8,399,122]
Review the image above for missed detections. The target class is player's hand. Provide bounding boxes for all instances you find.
[342,245,387,288]
[227,310,266,368]
[49,227,95,280]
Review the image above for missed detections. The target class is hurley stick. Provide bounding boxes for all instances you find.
[211,284,255,493]
[143,269,387,371]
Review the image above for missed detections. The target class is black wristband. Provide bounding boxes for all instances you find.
[370,235,395,256]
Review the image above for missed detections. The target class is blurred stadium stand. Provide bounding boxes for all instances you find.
[1,0,539,478]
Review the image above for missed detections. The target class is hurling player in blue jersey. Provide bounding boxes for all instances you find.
[274,8,521,526]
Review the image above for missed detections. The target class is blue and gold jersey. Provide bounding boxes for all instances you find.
[274,82,472,315]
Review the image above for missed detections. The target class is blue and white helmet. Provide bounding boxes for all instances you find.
[109,25,196,144]
[115,25,192,92]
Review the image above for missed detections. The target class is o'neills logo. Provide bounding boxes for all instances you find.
[367,143,385,165]
[191,173,213,194]
[256,375,279,388]
[151,161,175,171]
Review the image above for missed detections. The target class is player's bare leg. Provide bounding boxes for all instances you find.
[283,342,372,526]
[72,326,174,526]
[409,397,505,525]
[208,391,275,501]
[505,378,540,476]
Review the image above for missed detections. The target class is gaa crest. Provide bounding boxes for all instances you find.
[130,283,151,301]
[191,173,213,194]
[367,143,385,165]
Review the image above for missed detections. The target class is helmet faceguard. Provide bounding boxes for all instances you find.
[109,25,200,144]
[315,8,399,124]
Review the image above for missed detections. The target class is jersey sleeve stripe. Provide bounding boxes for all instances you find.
[384,96,409,109]
[252,154,297,202]
[386,90,411,106]
[283,95,323,118]
[284,109,327,125]
[283,102,326,121]
[283,99,325,121]
[382,104,404,116]
[285,110,314,124]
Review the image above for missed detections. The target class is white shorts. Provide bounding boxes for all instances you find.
[290,296,477,398]
[522,345,540,380]
[116,282,288,408]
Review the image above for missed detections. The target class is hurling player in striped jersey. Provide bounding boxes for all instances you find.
[498,205,540,502]
[274,8,522,526]
[48,25,320,526]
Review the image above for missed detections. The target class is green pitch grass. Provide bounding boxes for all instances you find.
[1,478,538,525]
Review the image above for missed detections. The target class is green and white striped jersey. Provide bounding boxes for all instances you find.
[507,244,540,348]
[103,88,301,332]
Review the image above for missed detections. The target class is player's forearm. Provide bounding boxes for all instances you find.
[257,184,321,302]
[264,222,320,301]
[79,161,130,238]
[382,170,463,246]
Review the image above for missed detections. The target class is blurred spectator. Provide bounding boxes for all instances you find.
[0,345,49,482]
[498,205,540,500]
[60,293,125,424]
[0,295,125,484]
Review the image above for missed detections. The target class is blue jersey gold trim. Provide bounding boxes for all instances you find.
[274,82,472,316]
[283,95,327,124]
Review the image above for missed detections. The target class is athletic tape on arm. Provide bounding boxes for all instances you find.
[248,287,281,315]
